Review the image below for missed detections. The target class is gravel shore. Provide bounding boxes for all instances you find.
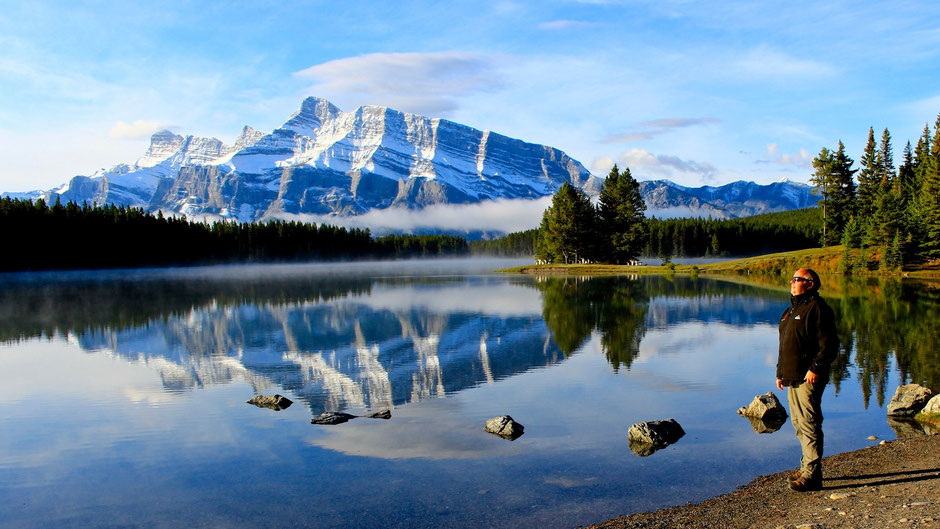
[588,434,939,529]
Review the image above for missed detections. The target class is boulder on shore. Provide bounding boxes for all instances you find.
[737,392,788,421]
[484,415,524,440]
[312,411,357,425]
[247,394,293,411]
[920,394,940,416]
[364,410,391,419]
[628,419,685,456]
[887,384,935,417]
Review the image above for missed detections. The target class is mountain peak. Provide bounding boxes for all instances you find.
[282,97,342,135]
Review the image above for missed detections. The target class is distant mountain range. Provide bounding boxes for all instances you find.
[3,96,818,227]
[640,179,819,219]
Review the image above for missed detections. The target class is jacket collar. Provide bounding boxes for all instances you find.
[790,291,817,306]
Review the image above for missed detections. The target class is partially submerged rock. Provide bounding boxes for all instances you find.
[628,419,685,456]
[737,392,788,421]
[312,411,357,425]
[247,394,293,411]
[484,415,525,440]
[364,410,391,419]
[887,384,934,417]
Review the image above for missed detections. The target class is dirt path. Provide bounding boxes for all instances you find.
[588,434,939,529]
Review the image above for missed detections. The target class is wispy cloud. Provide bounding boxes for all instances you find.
[603,117,720,143]
[757,143,811,167]
[735,46,834,79]
[611,148,718,183]
[109,120,172,140]
[537,20,596,30]
[294,52,505,117]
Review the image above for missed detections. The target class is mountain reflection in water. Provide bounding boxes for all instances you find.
[1,268,936,414]
[1,261,939,529]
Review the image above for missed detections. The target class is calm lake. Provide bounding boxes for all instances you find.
[1,258,937,528]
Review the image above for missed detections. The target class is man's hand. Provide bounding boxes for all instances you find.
[804,370,819,384]
[776,378,784,390]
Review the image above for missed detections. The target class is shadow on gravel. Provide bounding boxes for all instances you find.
[822,467,940,490]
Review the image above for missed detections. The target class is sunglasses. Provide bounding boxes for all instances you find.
[790,277,812,283]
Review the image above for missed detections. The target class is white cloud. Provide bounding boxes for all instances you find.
[109,120,171,140]
[735,46,834,79]
[616,148,718,183]
[276,196,552,235]
[538,20,595,30]
[758,143,811,167]
[603,117,720,143]
[293,52,505,117]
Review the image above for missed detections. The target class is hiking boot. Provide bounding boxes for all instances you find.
[787,471,802,483]
[788,472,822,492]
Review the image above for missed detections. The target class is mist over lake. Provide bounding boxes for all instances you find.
[1,259,936,528]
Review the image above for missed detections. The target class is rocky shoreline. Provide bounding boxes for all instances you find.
[587,434,939,529]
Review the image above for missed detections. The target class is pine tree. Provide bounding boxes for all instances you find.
[536,182,598,264]
[857,127,879,220]
[597,164,647,263]
[897,141,916,212]
[831,141,857,240]
[878,128,895,190]
[921,114,940,257]
[810,147,837,246]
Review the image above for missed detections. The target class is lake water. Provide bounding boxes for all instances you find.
[1,259,937,528]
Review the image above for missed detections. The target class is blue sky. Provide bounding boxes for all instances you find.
[2,0,940,192]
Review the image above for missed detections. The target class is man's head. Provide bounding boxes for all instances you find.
[790,268,820,296]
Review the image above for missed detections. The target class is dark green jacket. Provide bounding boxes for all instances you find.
[776,292,839,385]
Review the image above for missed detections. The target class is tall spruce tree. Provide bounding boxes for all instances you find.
[536,182,598,264]
[810,147,837,246]
[897,141,916,212]
[597,164,647,263]
[857,127,879,220]
[921,114,940,257]
[878,128,895,189]
[832,141,858,238]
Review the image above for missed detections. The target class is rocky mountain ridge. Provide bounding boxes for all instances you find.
[17,97,599,222]
[3,96,819,226]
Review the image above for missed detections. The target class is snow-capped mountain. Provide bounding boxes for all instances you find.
[24,97,600,221]
[640,179,819,219]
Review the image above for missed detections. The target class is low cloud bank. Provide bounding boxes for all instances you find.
[277,197,552,236]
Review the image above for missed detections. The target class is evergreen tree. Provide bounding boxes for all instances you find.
[536,182,598,264]
[897,141,916,212]
[878,128,895,190]
[857,127,879,220]
[921,114,940,257]
[597,164,647,263]
[831,140,858,232]
[810,147,837,246]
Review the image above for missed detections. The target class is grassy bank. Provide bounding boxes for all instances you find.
[501,246,940,281]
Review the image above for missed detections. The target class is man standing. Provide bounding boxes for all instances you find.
[776,268,839,492]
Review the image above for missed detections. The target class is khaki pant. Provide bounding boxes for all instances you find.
[787,381,825,477]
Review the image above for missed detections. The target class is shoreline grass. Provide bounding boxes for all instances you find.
[499,246,940,280]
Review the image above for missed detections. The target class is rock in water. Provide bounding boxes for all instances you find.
[628,419,685,445]
[246,394,293,411]
[887,384,934,416]
[737,392,788,420]
[484,415,524,440]
[364,410,391,419]
[311,411,356,425]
